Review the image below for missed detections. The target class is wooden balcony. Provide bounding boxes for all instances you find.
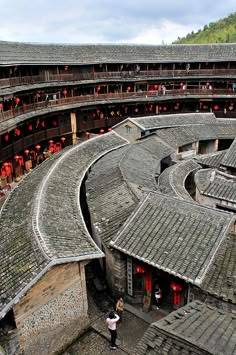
[1,68,236,89]
[0,89,235,125]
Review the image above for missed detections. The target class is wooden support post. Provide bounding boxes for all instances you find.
[70,112,77,145]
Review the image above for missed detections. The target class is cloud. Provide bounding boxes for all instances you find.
[0,0,235,44]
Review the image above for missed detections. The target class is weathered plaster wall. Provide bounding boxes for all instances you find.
[14,262,89,355]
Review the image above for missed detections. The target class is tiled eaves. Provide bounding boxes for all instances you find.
[158,159,201,200]
[0,41,236,65]
[110,192,234,285]
[136,301,236,355]
[201,233,236,304]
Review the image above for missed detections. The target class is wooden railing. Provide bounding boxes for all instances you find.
[1,89,236,124]
[1,68,236,88]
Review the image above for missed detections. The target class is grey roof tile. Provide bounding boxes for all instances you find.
[1,42,236,65]
[110,192,233,284]
[0,131,127,319]
[135,301,236,355]
[221,138,236,168]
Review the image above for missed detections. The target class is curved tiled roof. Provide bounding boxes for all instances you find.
[86,136,173,244]
[130,113,216,130]
[0,42,236,65]
[158,159,201,200]
[136,301,236,355]
[0,131,127,319]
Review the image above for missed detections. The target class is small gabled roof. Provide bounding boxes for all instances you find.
[110,192,233,285]
[195,150,227,168]
[221,138,236,168]
[195,169,236,203]
[0,131,127,320]
[135,301,236,355]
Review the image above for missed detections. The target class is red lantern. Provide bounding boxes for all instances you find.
[127,86,131,91]
[97,86,101,91]
[170,282,182,292]
[14,97,20,104]
[24,149,29,155]
[85,131,90,137]
[108,128,112,132]
[136,265,145,273]
[206,82,210,87]
[23,103,27,107]
[52,120,57,127]
[203,105,207,110]
[63,89,67,96]
[35,93,40,98]
[14,155,19,161]
[28,124,33,131]
[61,137,66,143]
[64,65,68,70]
[49,139,54,145]
[35,144,41,151]
[214,105,219,110]
[100,113,104,119]
[154,85,158,89]
[4,134,9,141]
[96,109,100,113]
[0,103,3,109]
[163,106,167,111]
[100,129,104,134]
[180,82,184,87]
[41,121,45,128]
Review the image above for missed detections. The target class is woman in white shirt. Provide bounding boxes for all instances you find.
[106,311,120,350]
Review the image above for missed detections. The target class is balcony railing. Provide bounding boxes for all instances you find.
[1,89,235,124]
[1,68,236,88]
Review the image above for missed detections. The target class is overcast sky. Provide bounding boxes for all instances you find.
[0,0,235,45]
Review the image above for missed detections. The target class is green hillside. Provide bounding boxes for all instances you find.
[173,12,236,44]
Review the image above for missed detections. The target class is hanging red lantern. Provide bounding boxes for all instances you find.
[14,155,19,161]
[85,131,90,137]
[52,120,57,127]
[14,128,21,136]
[63,89,67,96]
[23,103,27,107]
[4,134,9,141]
[24,149,29,155]
[100,129,104,134]
[28,124,33,131]
[0,103,3,109]
[49,139,54,145]
[35,144,41,151]
[92,113,96,118]
[64,65,68,70]
[96,109,100,113]
[61,137,66,143]
[35,93,40,98]
[14,97,20,104]
[154,85,158,89]
[127,86,131,91]
[97,86,101,91]
[163,106,167,111]
[108,128,112,132]
[41,121,45,128]
[180,82,184,87]
[136,265,145,273]
[214,105,219,110]
[170,282,182,292]
[203,105,207,110]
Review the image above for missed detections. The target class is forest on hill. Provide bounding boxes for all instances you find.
[173,12,236,44]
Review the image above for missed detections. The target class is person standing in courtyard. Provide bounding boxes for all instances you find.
[116,296,124,324]
[106,311,120,350]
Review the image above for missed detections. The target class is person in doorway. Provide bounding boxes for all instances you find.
[154,285,162,309]
[106,311,120,350]
[116,297,124,324]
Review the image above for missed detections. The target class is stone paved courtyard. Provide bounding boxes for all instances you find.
[63,292,150,355]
